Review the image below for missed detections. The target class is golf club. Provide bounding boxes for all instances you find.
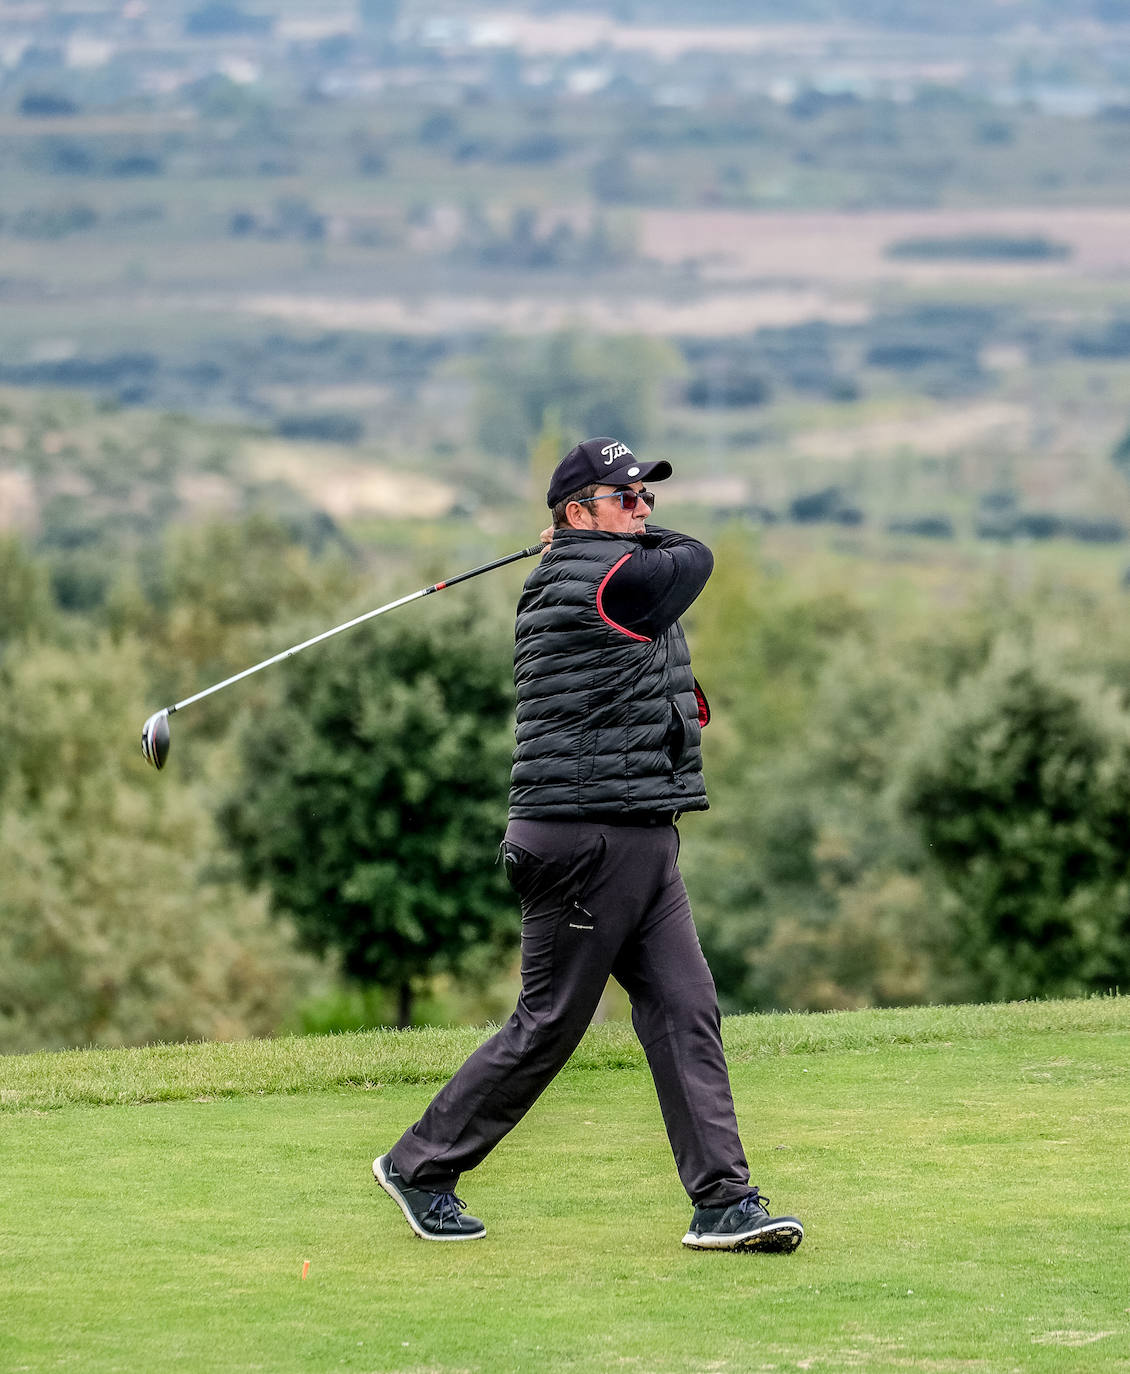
[140,543,542,771]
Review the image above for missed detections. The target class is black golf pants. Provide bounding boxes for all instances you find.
[388,818,751,1209]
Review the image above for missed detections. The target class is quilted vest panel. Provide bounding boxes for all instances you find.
[509,530,709,819]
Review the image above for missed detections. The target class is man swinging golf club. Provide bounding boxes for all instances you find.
[374,437,803,1254]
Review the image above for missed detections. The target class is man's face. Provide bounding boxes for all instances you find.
[569,482,652,535]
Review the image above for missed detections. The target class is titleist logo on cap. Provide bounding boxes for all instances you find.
[601,442,632,464]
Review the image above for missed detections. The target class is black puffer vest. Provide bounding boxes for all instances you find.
[508,530,709,820]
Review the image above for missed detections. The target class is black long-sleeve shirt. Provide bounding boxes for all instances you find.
[597,525,714,640]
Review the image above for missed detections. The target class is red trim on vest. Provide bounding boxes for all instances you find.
[694,681,711,727]
[596,554,652,643]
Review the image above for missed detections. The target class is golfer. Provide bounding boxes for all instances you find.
[375,437,803,1254]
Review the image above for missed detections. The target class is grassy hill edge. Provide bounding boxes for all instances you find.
[2,996,1127,1114]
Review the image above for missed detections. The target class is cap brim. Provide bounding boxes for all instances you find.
[605,458,672,487]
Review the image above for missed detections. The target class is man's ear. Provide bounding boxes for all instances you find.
[565,501,590,530]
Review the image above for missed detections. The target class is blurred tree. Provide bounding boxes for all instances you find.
[188,73,265,121]
[360,0,401,34]
[528,409,567,508]
[473,330,681,461]
[898,639,1130,1001]
[1110,424,1130,483]
[686,526,866,761]
[686,364,771,408]
[680,533,939,1012]
[141,515,360,734]
[18,91,79,118]
[0,636,318,1052]
[218,592,519,1026]
[0,536,55,644]
[418,111,458,146]
[184,3,271,36]
[275,412,363,444]
[589,147,636,204]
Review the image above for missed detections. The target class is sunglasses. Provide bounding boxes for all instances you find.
[576,489,656,512]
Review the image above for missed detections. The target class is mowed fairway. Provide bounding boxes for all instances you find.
[2,1001,1129,1373]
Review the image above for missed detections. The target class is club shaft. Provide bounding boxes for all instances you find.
[166,544,541,716]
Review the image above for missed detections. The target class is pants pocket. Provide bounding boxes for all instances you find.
[503,843,567,901]
[503,835,606,930]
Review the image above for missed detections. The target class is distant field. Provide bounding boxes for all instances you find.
[10,206,1130,344]
[244,439,453,520]
[232,283,869,336]
[641,206,1130,282]
[0,388,458,534]
[788,399,1029,461]
[470,14,857,56]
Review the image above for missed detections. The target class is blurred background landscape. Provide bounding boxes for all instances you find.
[6,0,1130,1051]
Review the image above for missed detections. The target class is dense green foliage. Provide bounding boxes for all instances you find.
[682,532,1130,1013]
[217,593,520,1025]
[0,504,365,1051]
[900,641,1130,1000]
[0,634,318,1053]
[7,378,1130,1048]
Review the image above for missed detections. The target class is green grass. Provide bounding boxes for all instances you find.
[3,999,1130,1372]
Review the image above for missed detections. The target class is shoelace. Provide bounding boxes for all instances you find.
[424,1191,467,1229]
[734,1189,768,1216]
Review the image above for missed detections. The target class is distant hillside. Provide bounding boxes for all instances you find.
[537,0,1130,32]
[0,388,453,552]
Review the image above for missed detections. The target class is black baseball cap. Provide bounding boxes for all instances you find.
[546,437,673,508]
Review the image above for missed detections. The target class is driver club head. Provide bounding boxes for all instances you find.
[141,709,171,770]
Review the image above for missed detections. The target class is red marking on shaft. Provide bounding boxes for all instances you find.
[434,581,446,591]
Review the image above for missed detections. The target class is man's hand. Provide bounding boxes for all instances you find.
[539,526,554,549]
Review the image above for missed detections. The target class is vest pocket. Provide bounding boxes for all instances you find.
[664,699,688,771]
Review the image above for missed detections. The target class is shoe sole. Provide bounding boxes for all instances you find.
[681,1219,804,1253]
[372,1156,486,1242]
